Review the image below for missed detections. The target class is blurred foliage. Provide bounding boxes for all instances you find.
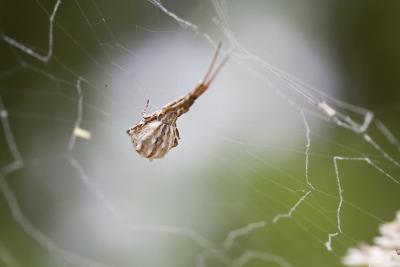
[330,0,400,109]
[0,1,399,267]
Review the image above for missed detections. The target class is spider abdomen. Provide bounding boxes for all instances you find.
[129,120,179,159]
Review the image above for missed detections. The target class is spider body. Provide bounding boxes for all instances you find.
[127,43,228,159]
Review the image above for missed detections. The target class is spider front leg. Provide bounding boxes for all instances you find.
[141,99,150,117]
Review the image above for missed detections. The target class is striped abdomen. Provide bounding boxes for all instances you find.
[129,120,179,160]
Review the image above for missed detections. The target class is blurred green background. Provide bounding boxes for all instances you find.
[0,0,399,267]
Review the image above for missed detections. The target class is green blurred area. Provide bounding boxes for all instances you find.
[0,1,399,267]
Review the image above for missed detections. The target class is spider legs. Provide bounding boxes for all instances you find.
[141,99,150,117]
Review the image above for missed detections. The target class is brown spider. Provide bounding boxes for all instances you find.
[126,43,229,159]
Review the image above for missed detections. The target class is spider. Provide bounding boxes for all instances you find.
[126,43,229,160]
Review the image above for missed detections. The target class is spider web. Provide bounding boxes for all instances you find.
[0,0,399,267]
